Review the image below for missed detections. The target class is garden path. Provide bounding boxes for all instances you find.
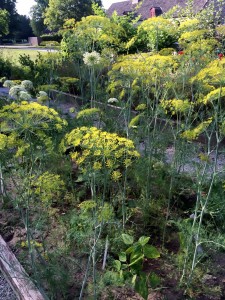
[0,88,9,97]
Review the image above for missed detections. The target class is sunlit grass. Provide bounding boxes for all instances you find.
[0,48,50,64]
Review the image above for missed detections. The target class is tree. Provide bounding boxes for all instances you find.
[13,15,33,40]
[30,0,49,36]
[44,0,102,31]
[0,0,16,15]
[0,0,16,38]
[0,9,9,36]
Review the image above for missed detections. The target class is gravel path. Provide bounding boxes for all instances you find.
[0,87,9,97]
[0,272,16,300]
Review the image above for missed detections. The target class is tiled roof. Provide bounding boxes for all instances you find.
[107,0,224,21]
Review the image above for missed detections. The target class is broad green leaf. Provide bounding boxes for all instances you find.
[126,245,134,254]
[129,254,144,267]
[130,250,143,263]
[135,273,148,300]
[114,260,121,271]
[122,233,134,245]
[138,236,150,246]
[121,263,128,270]
[143,244,160,259]
[119,252,127,262]
[126,243,142,255]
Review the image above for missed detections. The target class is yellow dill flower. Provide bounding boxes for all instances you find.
[129,115,142,128]
[0,134,7,150]
[76,156,85,165]
[161,99,191,114]
[135,103,147,111]
[202,87,225,104]
[93,161,102,170]
[94,149,101,156]
[83,149,91,157]
[106,159,114,168]
[55,124,63,131]
[181,118,212,140]
[41,123,49,129]
[77,108,102,119]
[63,126,140,173]
[71,152,79,160]
[124,158,132,167]
[115,150,124,158]
[84,133,90,139]
[111,170,122,181]
[81,167,87,174]
[198,153,210,162]
[73,138,81,147]
[103,148,111,156]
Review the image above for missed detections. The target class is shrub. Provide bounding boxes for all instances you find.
[58,77,79,94]
[40,34,62,43]
[159,48,176,56]
[40,41,60,47]
[127,17,178,52]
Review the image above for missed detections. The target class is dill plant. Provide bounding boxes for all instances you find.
[0,100,68,291]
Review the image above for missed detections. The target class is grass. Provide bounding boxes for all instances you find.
[0,48,49,64]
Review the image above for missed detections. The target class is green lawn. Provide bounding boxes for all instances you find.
[0,48,48,64]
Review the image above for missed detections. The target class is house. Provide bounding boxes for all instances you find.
[107,0,225,22]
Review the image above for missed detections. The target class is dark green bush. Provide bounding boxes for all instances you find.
[40,41,60,47]
[40,34,62,43]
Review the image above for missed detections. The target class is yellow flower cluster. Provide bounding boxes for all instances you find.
[0,102,67,156]
[0,102,67,129]
[191,59,225,88]
[129,114,142,128]
[0,134,8,151]
[202,87,225,104]
[62,126,140,181]
[76,108,102,119]
[107,54,177,99]
[135,104,147,111]
[21,240,43,248]
[161,99,192,115]
[179,29,209,45]
[181,118,212,140]
[33,172,65,204]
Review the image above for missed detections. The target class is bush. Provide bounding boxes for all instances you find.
[159,48,176,56]
[38,84,59,93]
[40,34,62,43]
[40,41,60,47]
[58,76,79,94]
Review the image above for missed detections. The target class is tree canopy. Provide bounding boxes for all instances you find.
[30,0,49,37]
[0,9,9,36]
[44,0,102,30]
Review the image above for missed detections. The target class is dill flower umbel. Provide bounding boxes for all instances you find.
[111,170,122,181]
[62,126,140,177]
[83,51,101,66]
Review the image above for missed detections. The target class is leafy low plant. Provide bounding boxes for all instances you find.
[113,234,160,300]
